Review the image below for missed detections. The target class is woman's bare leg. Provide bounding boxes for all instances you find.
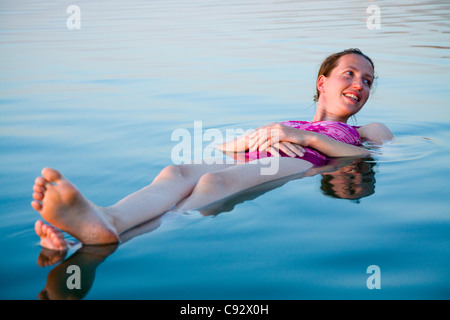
[108,158,313,228]
[32,157,313,246]
[32,164,233,245]
[174,157,313,212]
[107,163,234,233]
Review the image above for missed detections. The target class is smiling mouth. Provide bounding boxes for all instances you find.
[343,92,360,102]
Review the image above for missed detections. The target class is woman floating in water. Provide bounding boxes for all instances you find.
[32,48,394,251]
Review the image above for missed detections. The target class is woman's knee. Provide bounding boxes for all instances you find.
[154,165,185,182]
[195,172,228,193]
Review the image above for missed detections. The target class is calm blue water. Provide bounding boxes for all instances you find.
[1,0,449,299]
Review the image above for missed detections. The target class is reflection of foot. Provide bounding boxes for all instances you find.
[35,220,68,251]
[38,242,118,300]
[31,168,119,245]
[37,247,68,268]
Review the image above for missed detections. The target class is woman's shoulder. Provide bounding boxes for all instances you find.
[357,122,394,144]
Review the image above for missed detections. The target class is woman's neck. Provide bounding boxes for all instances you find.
[312,106,349,123]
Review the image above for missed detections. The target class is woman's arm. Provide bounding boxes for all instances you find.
[248,122,371,158]
[305,132,370,157]
[215,132,250,153]
[219,121,393,158]
[357,122,394,144]
[310,123,394,157]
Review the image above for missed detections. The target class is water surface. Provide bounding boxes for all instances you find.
[1,0,449,299]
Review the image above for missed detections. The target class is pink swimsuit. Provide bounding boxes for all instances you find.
[245,120,361,166]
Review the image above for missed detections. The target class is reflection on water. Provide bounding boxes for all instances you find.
[364,135,437,163]
[37,244,118,300]
[320,158,376,202]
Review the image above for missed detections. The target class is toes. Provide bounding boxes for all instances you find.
[35,176,47,187]
[31,200,43,212]
[35,220,68,251]
[41,167,62,183]
[51,232,67,249]
[35,220,44,236]
[37,221,51,237]
[50,231,60,241]
[33,192,44,201]
[33,185,45,193]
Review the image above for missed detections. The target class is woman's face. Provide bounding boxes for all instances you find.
[317,54,374,119]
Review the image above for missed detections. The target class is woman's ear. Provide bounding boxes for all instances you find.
[317,75,326,94]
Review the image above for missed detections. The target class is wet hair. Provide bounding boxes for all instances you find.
[313,48,375,102]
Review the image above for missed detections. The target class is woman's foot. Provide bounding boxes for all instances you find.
[31,168,119,245]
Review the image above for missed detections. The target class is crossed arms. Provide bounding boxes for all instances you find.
[216,122,393,158]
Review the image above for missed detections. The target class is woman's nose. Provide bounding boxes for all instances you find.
[352,78,363,90]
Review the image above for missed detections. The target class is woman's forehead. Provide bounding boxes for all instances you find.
[335,54,374,75]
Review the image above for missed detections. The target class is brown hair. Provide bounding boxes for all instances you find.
[313,48,375,102]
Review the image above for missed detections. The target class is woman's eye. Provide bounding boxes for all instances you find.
[345,71,353,76]
[364,79,372,86]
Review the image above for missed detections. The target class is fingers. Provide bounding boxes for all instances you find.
[268,146,280,157]
[251,141,306,159]
[249,128,280,152]
[278,142,305,157]
[258,138,273,152]
[248,129,266,151]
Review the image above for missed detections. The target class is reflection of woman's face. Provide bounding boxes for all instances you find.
[321,160,376,200]
[325,172,366,200]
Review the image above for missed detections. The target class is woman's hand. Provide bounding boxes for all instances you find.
[248,122,310,156]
